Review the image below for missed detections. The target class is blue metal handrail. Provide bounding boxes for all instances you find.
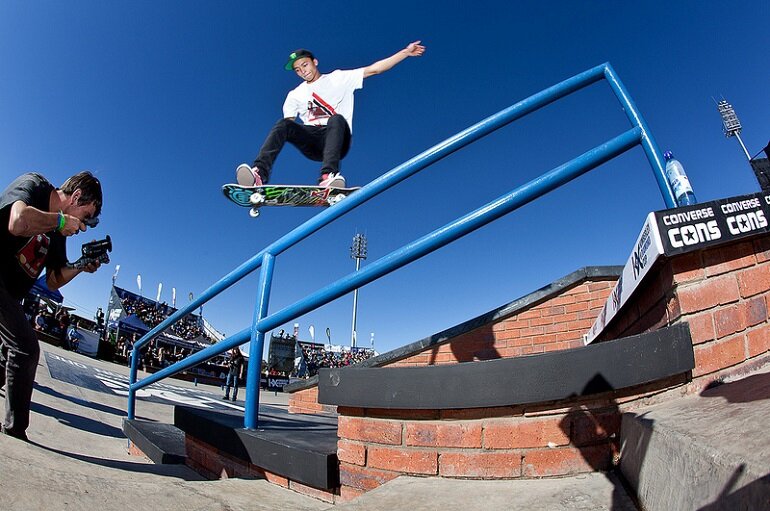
[126,62,678,426]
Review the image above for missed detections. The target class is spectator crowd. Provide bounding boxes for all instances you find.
[119,294,206,341]
[298,343,374,377]
[113,332,229,381]
[32,307,79,349]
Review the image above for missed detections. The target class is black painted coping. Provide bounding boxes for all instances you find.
[285,265,624,394]
[174,405,339,490]
[318,323,694,409]
[122,419,186,465]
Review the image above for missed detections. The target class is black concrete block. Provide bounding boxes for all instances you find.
[318,323,695,409]
[174,405,339,489]
[122,419,186,465]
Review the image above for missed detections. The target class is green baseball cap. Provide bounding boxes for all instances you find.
[285,49,315,71]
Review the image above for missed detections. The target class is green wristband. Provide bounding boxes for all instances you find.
[56,210,65,232]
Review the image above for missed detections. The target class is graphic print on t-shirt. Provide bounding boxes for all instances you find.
[17,234,50,278]
[307,93,336,124]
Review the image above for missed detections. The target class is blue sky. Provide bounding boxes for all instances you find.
[1,1,768,356]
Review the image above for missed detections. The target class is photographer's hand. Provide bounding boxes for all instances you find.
[81,259,102,273]
[59,212,86,236]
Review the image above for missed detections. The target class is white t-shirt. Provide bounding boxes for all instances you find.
[283,68,365,134]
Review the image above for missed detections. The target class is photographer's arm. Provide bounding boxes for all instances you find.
[8,201,84,237]
[47,260,101,291]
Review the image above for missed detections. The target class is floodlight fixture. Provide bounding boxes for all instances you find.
[716,99,751,160]
[349,233,368,347]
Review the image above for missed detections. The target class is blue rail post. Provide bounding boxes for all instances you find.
[602,64,677,208]
[127,337,140,420]
[244,252,275,429]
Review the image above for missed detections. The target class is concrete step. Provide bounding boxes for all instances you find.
[331,473,637,510]
[620,364,770,510]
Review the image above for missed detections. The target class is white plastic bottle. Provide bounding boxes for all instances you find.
[664,151,697,206]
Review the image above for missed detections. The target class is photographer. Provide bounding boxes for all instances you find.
[222,347,244,402]
[0,171,103,441]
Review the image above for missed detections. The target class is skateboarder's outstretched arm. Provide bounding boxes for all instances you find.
[363,40,426,79]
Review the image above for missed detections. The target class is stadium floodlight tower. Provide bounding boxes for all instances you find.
[350,232,368,347]
[717,99,752,161]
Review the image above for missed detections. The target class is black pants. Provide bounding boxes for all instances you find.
[253,114,352,183]
[0,280,40,436]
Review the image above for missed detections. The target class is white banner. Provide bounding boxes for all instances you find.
[584,212,664,344]
[156,282,163,303]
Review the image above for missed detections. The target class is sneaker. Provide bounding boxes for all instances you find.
[236,164,263,187]
[222,395,229,400]
[319,172,346,188]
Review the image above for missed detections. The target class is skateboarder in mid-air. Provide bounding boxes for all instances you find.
[237,40,426,189]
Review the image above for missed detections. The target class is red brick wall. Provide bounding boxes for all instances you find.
[127,441,147,458]
[278,237,770,500]
[288,386,336,415]
[333,235,770,498]
[288,277,616,414]
[391,279,615,367]
[185,436,338,504]
[336,405,620,499]
[599,238,770,386]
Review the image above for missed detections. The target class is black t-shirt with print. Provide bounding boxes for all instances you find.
[0,173,67,300]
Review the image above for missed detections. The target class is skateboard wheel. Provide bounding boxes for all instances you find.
[250,192,265,205]
[327,193,345,206]
[249,208,260,218]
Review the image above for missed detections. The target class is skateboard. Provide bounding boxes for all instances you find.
[222,182,360,218]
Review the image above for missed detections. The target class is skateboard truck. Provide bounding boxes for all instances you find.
[246,188,349,217]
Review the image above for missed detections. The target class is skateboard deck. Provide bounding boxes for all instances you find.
[222,183,361,218]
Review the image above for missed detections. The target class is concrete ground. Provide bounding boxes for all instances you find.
[0,342,327,511]
[0,342,638,511]
[335,474,637,511]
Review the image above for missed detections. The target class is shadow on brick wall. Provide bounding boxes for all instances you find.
[425,323,502,365]
[558,374,635,511]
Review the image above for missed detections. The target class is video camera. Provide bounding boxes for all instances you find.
[67,235,112,270]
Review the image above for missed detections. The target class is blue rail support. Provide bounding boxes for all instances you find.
[126,62,683,427]
[244,252,275,428]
